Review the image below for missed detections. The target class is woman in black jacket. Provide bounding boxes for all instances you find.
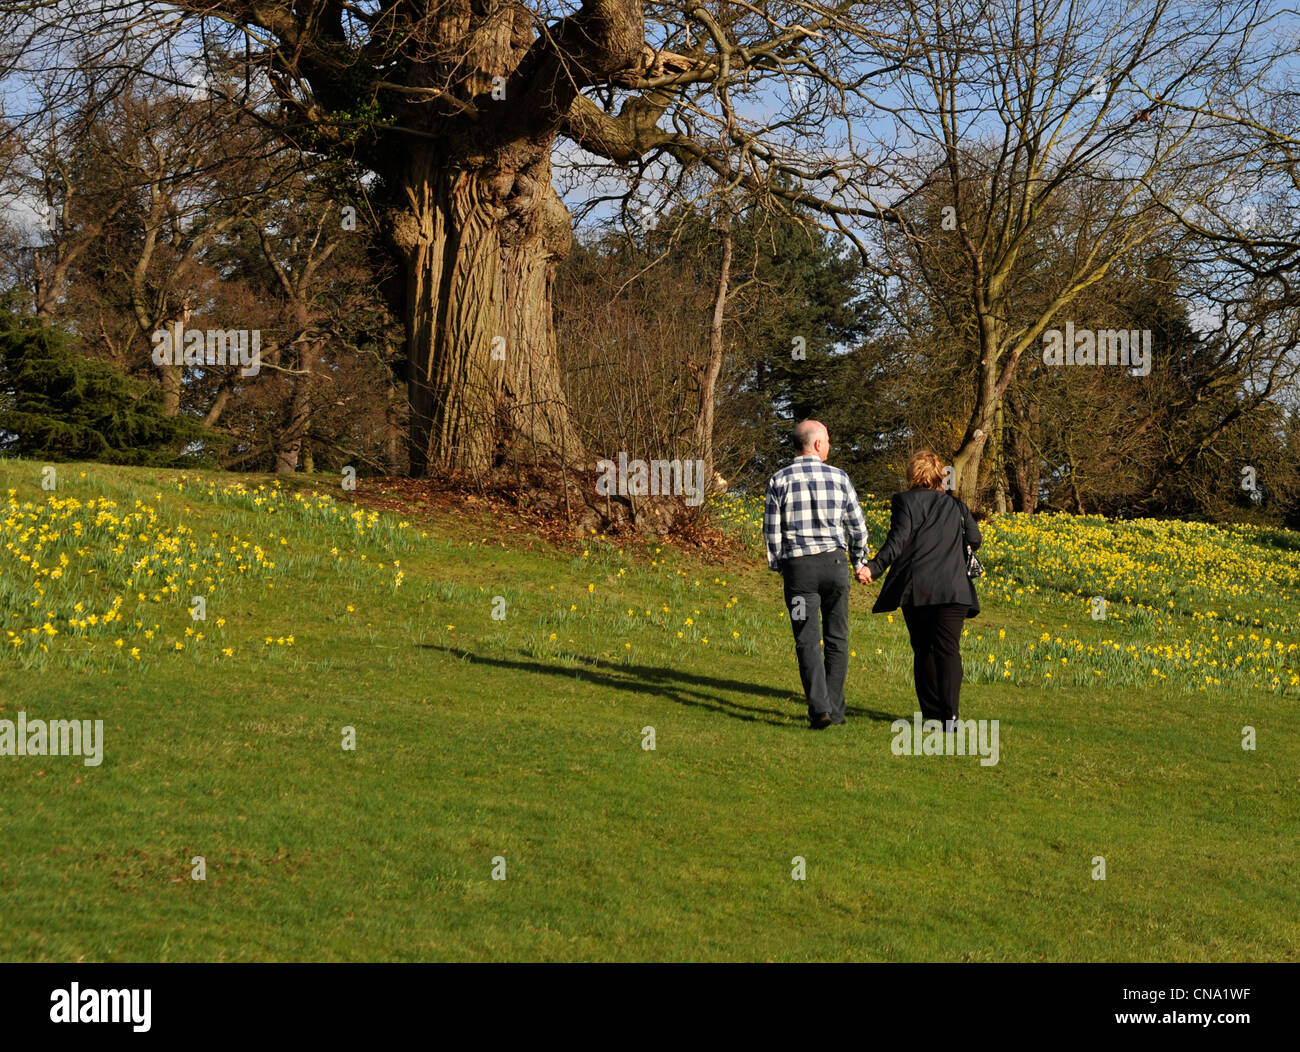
[860,450,981,726]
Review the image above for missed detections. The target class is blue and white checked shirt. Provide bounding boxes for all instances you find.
[764,455,870,571]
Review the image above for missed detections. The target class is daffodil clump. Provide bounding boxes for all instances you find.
[974,512,1300,694]
[0,476,418,671]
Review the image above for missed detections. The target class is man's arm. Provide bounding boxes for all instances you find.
[843,478,869,570]
[764,477,783,571]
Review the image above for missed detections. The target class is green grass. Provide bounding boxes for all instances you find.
[1,459,1296,961]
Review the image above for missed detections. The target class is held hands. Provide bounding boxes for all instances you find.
[856,564,873,585]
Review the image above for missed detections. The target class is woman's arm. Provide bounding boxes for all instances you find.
[962,501,982,550]
[866,493,914,578]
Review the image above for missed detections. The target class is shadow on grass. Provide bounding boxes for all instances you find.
[421,646,900,728]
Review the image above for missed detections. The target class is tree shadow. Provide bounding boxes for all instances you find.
[420,646,901,728]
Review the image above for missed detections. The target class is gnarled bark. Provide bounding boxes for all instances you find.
[392,147,581,476]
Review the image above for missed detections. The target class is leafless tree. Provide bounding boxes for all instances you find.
[838,0,1296,508]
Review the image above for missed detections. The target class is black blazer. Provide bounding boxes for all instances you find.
[866,488,981,616]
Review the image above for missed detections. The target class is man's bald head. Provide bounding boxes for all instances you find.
[793,419,829,461]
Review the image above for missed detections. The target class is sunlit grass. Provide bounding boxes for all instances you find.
[1,461,1296,962]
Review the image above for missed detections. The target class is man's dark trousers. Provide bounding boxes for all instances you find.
[901,603,967,722]
[782,549,851,723]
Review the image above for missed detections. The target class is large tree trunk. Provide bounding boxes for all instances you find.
[391,146,582,477]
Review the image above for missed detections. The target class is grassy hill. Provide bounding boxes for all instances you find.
[1,459,1297,961]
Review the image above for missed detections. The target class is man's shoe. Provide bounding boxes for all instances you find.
[810,713,833,730]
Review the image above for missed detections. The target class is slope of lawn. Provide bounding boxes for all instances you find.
[0,458,1296,961]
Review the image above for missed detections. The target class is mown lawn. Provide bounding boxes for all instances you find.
[0,459,1296,961]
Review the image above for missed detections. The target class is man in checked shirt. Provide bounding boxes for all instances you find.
[765,419,870,729]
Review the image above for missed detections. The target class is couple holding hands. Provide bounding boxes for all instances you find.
[764,420,982,730]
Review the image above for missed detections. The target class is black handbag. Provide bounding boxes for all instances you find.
[948,492,984,577]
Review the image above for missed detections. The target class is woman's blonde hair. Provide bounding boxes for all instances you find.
[907,450,947,491]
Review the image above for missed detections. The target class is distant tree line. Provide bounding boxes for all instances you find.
[553,191,1300,526]
[0,71,403,477]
